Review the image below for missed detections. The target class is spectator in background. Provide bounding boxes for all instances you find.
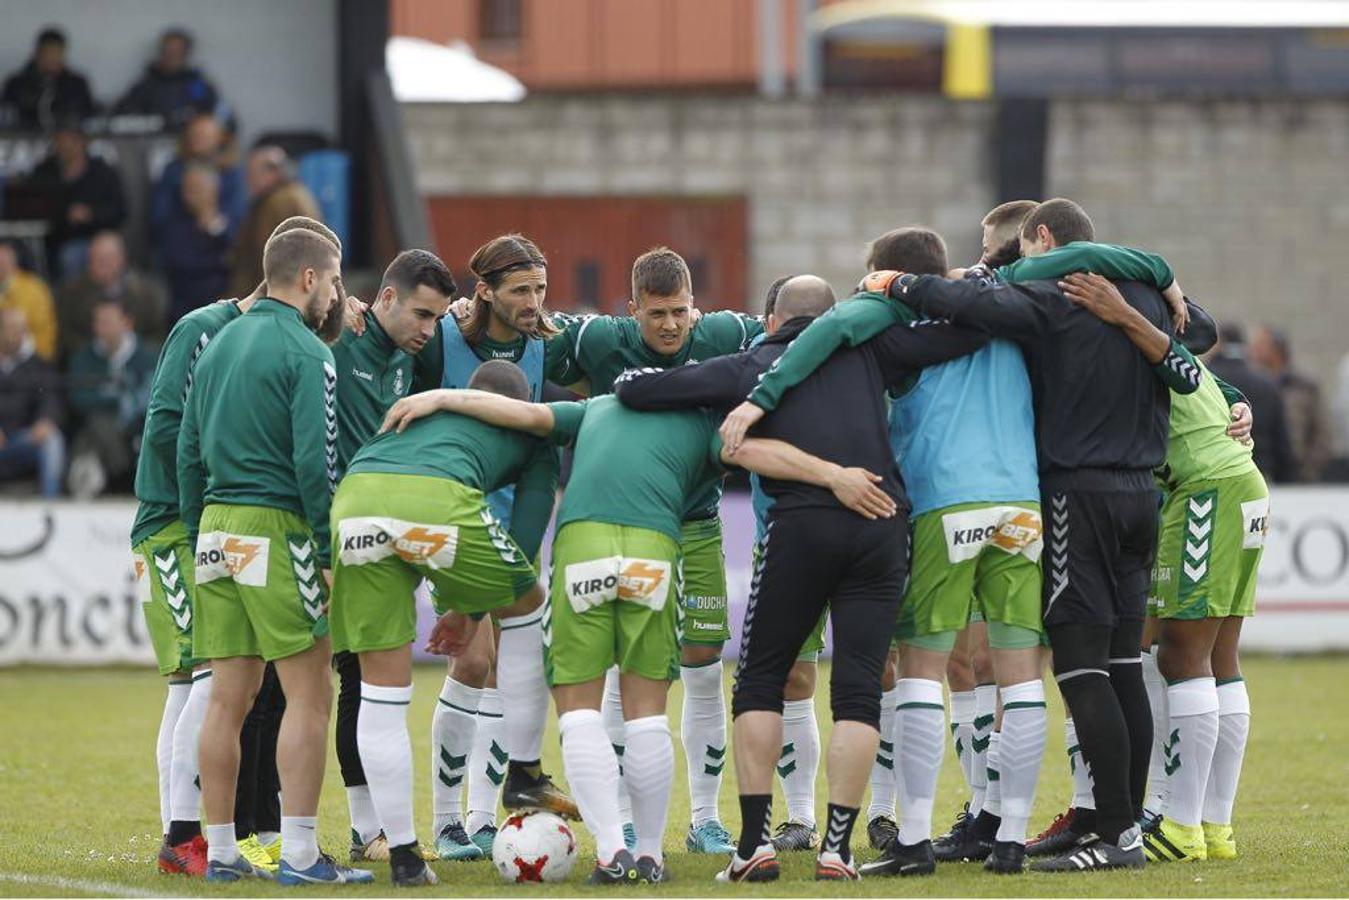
[113,27,225,129]
[1249,325,1333,482]
[159,163,232,323]
[0,240,58,361]
[27,120,128,279]
[65,299,157,498]
[228,145,321,297]
[150,113,246,249]
[1,27,95,130]
[0,308,64,497]
[57,230,166,357]
[1206,322,1297,483]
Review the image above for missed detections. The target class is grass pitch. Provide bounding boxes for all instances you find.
[1,656,1346,897]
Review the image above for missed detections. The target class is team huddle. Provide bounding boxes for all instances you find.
[131,196,1266,886]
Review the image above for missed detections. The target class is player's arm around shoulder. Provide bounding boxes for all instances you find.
[722,435,898,521]
[380,388,560,437]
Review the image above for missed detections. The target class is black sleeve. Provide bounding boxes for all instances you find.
[867,319,990,386]
[614,354,748,415]
[1179,297,1218,355]
[1267,393,1298,483]
[905,275,1052,343]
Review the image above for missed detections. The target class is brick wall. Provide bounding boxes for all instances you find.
[404,95,1349,389]
[403,96,995,307]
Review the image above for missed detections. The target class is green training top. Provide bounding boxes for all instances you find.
[995,240,1175,289]
[552,311,762,521]
[1158,360,1258,491]
[549,311,763,393]
[178,299,338,566]
[547,395,726,544]
[331,308,413,477]
[131,300,242,546]
[346,410,565,562]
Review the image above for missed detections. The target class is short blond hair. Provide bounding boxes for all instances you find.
[262,228,340,288]
[269,216,342,255]
[981,200,1038,246]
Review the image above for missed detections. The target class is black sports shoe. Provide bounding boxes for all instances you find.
[636,855,671,884]
[390,844,438,887]
[937,802,972,843]
[934,811,996,862]
[586,848,641,885]
[502,766,580,820]
[771,821,819,852]
[1026,808,1088,858]
[1030,827,1146,873]
[866,815,899,851]
[983,840,1025,874]
[858,838,936,878]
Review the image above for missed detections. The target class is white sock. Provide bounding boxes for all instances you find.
[625,715,674,863]
[157,682,191,833]
[969,683,997,816]
[778,698,820,827]
[601,668,633,825]
[280,815,320,870]
[983,732,1003,817]
[466,687,504,835]
[498,612,548,761]
[205,822,240,865]
[170,670,212,824]
[1066,719,1095,810]
[948,690,976,795]
[346,785,382,846]
[1141,647,1169,816]
[680,661,727,826]
[560,709,625,862]
[1163,677,1220,828]
[995,680,1047,844]
[356,683,414,847]
[867,686,899,820]
[894,678,945,845]
[1203,679,1251,825]
[258,830,280,846]
[431,676,479,835]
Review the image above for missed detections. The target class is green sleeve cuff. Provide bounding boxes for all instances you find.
[1153,338,1202,394]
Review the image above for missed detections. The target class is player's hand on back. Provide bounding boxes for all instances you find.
[1228,402,1254,444]
[720,401,764,454]
[381,391,446,434]
[827,467,897,520]
[450,296,474,321]
[426,610,480,657]
[1058,272,1133,326]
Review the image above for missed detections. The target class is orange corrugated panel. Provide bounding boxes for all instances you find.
[426,196,749,312]
[529,0,600,87]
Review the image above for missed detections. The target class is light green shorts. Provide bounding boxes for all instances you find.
[192,504,327,663]
[896,502,1044,645]
[680,517,729,646]
[133,520,198,675]
[546,521,682,686]
[330,473,536,654]
[1151,470,1268,620]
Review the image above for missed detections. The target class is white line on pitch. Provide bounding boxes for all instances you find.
[0,872,177,898]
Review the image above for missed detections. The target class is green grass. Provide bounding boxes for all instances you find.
[1,657,1346,897]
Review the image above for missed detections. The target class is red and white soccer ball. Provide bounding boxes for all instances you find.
[492,811,579,884]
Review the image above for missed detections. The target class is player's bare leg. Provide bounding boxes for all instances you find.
[271,637,337,875]
[199,656,264,874]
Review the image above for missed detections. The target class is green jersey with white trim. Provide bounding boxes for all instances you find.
[177,299,338,566]
[1159,360,1258,491]
[547,395,726,544]
[131,300,242,546]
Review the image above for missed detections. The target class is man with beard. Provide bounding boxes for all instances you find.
[134,216,339,877]
[177,227,371,885]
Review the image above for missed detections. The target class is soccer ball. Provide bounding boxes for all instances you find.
[491,811,579,883]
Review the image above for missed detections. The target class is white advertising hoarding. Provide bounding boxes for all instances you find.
[1,489,1347,665]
